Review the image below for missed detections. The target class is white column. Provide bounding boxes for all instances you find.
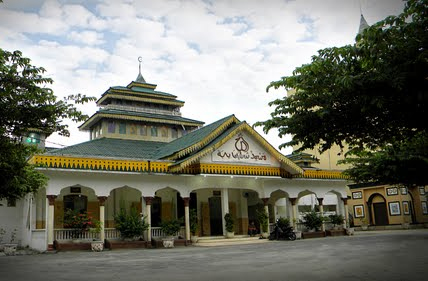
[221,188,229,235]
[46,195,56,250]
[318,198,325,232]
[145,197,153,243]
[98,196,107,242]
[290,198,298,229]
[184,197,190,241]
[342,198,349,228]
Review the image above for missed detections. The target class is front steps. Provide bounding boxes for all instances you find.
[194,235,269,247]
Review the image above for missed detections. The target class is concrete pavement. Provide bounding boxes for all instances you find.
[0,229,427,281]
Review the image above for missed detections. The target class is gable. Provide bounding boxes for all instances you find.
[200,132,280,167]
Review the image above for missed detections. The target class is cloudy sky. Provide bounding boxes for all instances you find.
[0,0,405,154]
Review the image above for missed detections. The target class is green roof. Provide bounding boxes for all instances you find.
[47,138,166,160]
[154,115,238,159]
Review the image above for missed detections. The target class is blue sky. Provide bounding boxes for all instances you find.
[0,0,405,153]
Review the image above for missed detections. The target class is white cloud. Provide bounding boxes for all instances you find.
[67,30,105,45]
[0,0,405,153]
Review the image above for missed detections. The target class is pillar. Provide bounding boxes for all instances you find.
[342,198,349,228]
[46,195,57,250]
[144,197,153,242]
[183,197,190,241]
[289,198,298,229]
[262,198,270,233]
[317,198,325,231]
[221,188,229,235]
[98,196,108,242]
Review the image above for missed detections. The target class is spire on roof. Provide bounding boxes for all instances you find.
[358,14,369,35]
[136,56,146,83]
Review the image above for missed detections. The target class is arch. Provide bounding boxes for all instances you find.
[367,193,389,226]
[56,185,98,228]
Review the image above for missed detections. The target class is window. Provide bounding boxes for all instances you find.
[25,133,40,144]
[171,128,178,138]
[161,127,168,137]
[130,124,137,135]
[140,125,147,136]
[108,121,115,133]
[151,126,158,137]
[119,123,126,134]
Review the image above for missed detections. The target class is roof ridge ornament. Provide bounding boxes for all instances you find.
[136,56,146,83]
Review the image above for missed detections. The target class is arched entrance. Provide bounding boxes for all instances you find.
[367,193,388,225]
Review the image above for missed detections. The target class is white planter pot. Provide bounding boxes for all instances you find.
[190,236,198,244]
[226,231,234,238]
[261,232,269,239]
[346,228,355,236]
[293,231,302,239]
[4,244,18,256]
[91,241,104,252]
[361,225,368,231]
[162,237,175,248]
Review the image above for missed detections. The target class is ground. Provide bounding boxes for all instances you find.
[1,229,427,281]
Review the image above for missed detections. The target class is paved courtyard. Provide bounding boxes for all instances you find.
[1,229,427,281]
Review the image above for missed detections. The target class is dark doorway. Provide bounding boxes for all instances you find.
[151,197,162,227]
[373,202,388,225]
[64,195,87,213]
[209,197,223,235]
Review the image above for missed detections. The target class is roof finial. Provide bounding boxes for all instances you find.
[136,56,146,83]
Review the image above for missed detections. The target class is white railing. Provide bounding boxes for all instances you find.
[105,228,121,239]
[151,226,186,238]
[54,229,100,241]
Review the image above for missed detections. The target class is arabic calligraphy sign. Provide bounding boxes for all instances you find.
[211,133,271,165]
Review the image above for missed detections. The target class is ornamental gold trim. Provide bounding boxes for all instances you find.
[97,93,184,106]
[30,155,170,173]
[295,170,348,179]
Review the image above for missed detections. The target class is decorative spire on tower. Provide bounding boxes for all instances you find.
[135,56,146,83]
[358,14,369,35]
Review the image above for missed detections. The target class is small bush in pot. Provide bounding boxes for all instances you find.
[329,214,344,229]
[224,213,234,233]
[160,219,182,237]
[302,210,324,231]
[114,207,148,240]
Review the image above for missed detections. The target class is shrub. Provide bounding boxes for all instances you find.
[189,209,198,235]
[160,219,182,237]
[302,210,324,231]
[329,214,344,226]
[224,213,234,233]
[114,208,148,240]
[276,217,291,229]
[257,210,269,233]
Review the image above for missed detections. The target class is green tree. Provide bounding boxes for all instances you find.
[0,48,95,201]
[256,0,428,186]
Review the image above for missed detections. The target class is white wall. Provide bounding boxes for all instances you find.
[0,198,24,246]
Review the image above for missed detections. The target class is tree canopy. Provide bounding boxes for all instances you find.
[0,48,95,201]
[256,0,428,186]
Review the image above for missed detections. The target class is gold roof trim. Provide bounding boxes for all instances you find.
[97,93,184,106]
[166,115,240,161]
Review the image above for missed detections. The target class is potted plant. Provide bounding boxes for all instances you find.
[329,214,344,230]
[302,210,324,232]
[189,209,199,244]
[160,219,181,248]
[4,228,18,256]
[63,209,101,241]
[114,208,149,241]
[257,210,269,238]
[89,219,103,252]
[224,213,235,238]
